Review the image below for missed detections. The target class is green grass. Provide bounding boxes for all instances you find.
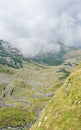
[0,108,36,128]
[31,63,81,130]
[0,65,16,75]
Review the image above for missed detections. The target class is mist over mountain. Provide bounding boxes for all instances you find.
[0,0,81,57]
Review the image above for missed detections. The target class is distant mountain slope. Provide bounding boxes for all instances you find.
[0,40,25,68]
[31,63,81,130]
[27,42,81,66]
[1,40,81,67]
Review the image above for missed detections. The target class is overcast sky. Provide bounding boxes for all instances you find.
[0,0,81,57]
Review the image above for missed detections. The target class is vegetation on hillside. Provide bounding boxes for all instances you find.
[0,108,35,128]
[27,42,81,66]
[0,40,25,68]
[31,63,81,130]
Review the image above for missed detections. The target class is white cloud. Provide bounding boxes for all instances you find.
[0,0,81,57]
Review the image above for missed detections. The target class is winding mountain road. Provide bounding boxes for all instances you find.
[0,77,54,108]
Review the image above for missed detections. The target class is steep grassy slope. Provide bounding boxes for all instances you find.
[31,63,81,130]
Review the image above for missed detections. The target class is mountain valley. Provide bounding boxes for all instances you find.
[0,40,81,130]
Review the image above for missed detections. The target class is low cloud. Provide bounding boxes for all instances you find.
[0,0,81,57]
